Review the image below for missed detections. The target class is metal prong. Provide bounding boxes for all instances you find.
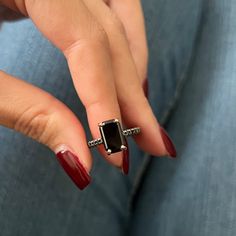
[107,149,112,155]
[99,122,105,127]
[120,145,127,150]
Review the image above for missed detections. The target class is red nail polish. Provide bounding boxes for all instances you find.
[143,78,149,98]
[160,127,177,158]
[122,140,129,175]
[56,150,91,190]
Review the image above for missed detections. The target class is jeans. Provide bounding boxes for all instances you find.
[0,0,236,235]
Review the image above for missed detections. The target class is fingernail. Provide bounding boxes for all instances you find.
[56,150,91,190]
[122,140,129,175]
[160,127,177,158]
[143,78,149,98]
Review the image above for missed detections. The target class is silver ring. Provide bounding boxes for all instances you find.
[88,119,141,155]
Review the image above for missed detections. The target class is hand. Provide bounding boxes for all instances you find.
[0,0,176,190]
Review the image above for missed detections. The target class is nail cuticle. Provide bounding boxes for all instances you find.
[56,149,91,190]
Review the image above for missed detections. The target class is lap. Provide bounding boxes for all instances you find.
[0,0,204,234]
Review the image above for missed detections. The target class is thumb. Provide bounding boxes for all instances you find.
[0,70,92,190]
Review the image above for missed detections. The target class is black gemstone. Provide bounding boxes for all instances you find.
[100,120,124,154]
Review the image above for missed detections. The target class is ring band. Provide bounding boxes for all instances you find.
[87,119,141,155]
[88,127,141,148]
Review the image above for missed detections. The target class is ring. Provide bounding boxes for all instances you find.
[88,119,141,155]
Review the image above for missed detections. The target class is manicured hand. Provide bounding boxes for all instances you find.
[0,0,176,190]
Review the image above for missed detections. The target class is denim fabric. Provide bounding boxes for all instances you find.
[0,0,236,235]
[130,0,236,236]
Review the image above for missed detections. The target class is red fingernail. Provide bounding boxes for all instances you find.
[143,78,149,98]
[122,140,129,175]
[56,150,91,190]
[160,127,177,158]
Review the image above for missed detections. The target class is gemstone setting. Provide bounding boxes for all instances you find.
[99,119,125,155]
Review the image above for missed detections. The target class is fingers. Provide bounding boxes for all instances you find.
[2,0,176,172]
[0,71,92,189]
[85,1,176,158]
[0,5,24,23]
[108,0,148,81]
[23,0,124,168]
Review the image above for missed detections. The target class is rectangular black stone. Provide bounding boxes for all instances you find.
[100,120,123,154]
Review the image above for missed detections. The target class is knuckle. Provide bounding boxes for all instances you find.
[13,103,56,145]
[90,23,109,44]
[108,14,126,35]
[63,21,109,58]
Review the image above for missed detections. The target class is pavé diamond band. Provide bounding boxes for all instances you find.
[87,119,141,155]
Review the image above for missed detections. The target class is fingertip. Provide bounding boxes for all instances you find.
[54,144,92,172]
[54,144,92,190]
[121,142,129,175]
[159,126,177,158]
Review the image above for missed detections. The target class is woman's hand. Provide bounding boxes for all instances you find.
[0,0,176,190]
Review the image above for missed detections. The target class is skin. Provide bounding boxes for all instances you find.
[0,0,168,173]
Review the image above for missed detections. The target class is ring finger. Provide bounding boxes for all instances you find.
[84,0,176,158]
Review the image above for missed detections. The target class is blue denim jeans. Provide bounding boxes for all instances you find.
[1,0,236,235]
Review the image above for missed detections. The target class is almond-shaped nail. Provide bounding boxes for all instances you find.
[143,78,149,98]
[122,140,129,175]
[56,150,91,190]
[160,127,177,158]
